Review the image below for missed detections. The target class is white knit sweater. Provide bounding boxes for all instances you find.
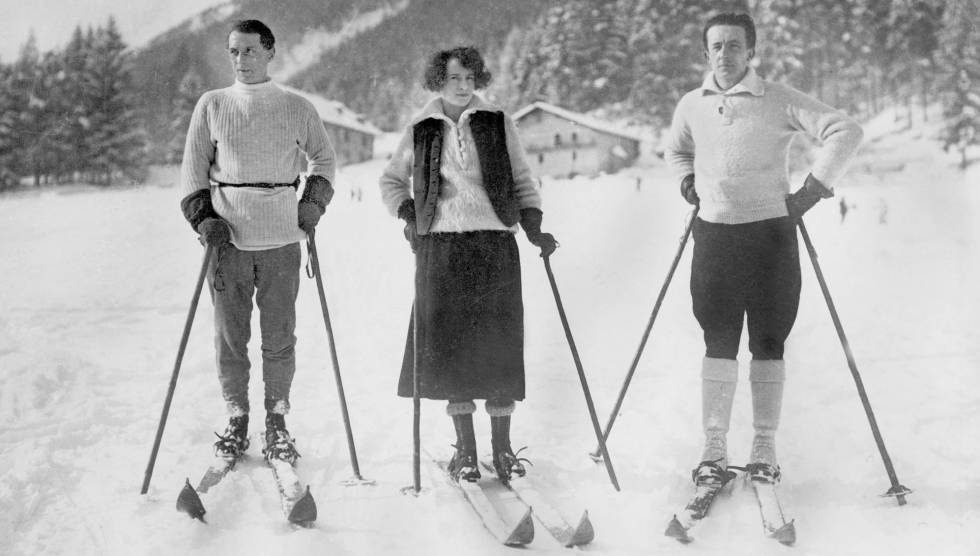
[665,68,863,224]
[179,80,336,250]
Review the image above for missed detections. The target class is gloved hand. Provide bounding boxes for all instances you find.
[197,217,231,248]
[785,173,833,220]
[397,198,418,253]
[520,207,558,257]
[298,175,332,234]
[297,201,323,234]
[680,174,699,206]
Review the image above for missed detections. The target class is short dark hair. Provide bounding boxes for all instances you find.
[702,12,756,50]
[229,19,275,50]
[423,46,492,92]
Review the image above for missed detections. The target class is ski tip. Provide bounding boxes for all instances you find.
[176,479,207,522]
[504,506,535,546]
[664,515,692,544]
[564,509,595,547]
[771,519,796,545]
[287,485,317,526]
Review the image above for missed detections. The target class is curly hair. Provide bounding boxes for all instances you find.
[423,46,492,92]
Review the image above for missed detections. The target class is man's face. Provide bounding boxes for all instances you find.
[227,31,273,84]
[704,24,753,90]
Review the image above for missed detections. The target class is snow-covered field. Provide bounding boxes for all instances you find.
[1,109,978,556]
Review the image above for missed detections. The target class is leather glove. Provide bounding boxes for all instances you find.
[520,207,558,257]
[786,173,833,220]
[196,217,231,248]
[397,198,418,253]
[680,174,699,206]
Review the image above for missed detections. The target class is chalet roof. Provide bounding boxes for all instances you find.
[512,102,643,142]
[281,85,382,136]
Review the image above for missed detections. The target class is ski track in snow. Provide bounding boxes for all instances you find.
[0,108,979,555]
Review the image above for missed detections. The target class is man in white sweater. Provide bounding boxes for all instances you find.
[664,12,863,488]
[178,19,336,465]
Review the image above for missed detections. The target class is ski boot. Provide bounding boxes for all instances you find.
[745,462,781,484]
[448,414,480,483]
[691,459,736,487]
[213,414,250,460]
[262,413,300,465]
[490,415,530,484]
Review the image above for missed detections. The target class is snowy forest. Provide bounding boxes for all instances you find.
[0,0,978,191]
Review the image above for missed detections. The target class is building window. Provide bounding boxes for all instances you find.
[554,134,562,147]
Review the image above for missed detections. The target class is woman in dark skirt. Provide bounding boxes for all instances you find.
[379,46,557,483]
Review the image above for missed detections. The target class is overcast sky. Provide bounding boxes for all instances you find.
[1,0,228,62]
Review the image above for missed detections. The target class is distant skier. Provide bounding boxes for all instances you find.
[379,46,557,484]
[177,19,337,465]
[839,196,849,222]
[664,12,863,487]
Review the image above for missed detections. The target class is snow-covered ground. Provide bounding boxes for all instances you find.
[1,108,978,556]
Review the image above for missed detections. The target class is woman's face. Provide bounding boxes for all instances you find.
[439,58,475,108]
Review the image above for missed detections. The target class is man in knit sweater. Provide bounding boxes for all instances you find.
[178,19,337,464]
[664,12,863,487]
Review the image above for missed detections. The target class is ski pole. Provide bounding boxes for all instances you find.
[797,220,910,505]
[306,234,369,484]
[590,207,698,460]
[141,246,213,495]
[542,255,620,491]
[411,293,422,495]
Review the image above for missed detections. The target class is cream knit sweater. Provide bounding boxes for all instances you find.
[665,68,863,224]
[179,80,336,250]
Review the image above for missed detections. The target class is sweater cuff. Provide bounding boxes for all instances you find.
[180,189,219,231]
[804,173,834,199]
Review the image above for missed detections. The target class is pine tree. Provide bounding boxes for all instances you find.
[84,18,146,185]
[167,69,206,164]
[936,0,980,168]
[0,63,19,189]
[626,0,710,127]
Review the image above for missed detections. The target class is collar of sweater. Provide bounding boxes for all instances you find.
[230,79,281,96]
[699,67,765,97]
[409,93,500,126]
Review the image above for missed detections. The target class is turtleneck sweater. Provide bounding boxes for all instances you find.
[179,80,336,250]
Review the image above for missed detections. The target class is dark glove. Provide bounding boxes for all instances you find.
[785,173,833,220]
[397,198,418,253]
[520,207,558,257]
[196,217,231,248]
[297,201,323,234]
[298,175,332,233]
[680,174,699,206]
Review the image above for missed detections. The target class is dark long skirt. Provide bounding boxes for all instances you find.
[397,230,525,401]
